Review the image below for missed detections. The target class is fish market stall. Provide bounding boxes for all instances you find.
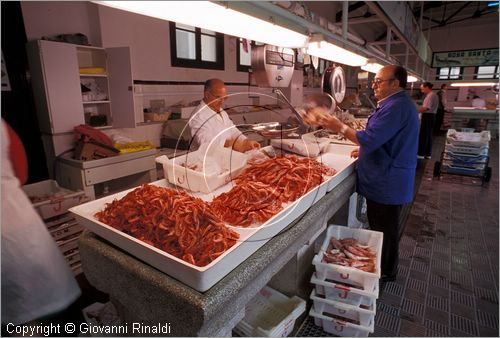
[76,143,358,336]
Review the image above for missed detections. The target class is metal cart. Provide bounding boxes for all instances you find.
[433,129,492,185]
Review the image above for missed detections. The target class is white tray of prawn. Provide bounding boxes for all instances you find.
[69,146,357,292]
[313,225,383,292]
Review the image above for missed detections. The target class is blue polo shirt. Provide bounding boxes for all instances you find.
[355,90,419,205]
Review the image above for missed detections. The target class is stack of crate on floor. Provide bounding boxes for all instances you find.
[308,225,383,337]
[440,129,491,181]
[22,180,89,276]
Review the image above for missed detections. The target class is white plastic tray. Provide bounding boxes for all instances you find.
[309,308,373,337]
[270,138,329,157]
[235,286,305,337]
[446,129,490,147]
[310,273,378,307]
[156,146,248,194]
[22,180,86,220]
[70,147,357,292]
[313,225,383,290]
[310,290,375,328]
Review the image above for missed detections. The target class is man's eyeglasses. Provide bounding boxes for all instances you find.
[372,78,395,85]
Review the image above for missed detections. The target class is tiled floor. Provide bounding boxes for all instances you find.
[297,134,499,337]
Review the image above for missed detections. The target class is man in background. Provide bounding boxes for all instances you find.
[417,82,439,159]
[434,83,448,134]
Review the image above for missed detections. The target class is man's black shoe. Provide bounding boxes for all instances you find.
[381,274,396,282]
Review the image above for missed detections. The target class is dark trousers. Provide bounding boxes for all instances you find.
[418,113,436,157]
[434,108,445,133]
[366,199,402,277]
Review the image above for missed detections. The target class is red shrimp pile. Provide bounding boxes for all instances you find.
[95,184,239,267]
[211,155,337,227]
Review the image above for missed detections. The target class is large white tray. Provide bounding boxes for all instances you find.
[70,147,357,292]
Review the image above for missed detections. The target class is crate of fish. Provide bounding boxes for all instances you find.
[309,290,376,329]
[308,307,373,337]
[446,129,490,148]
[310,273,378,307]
[313,225,383,291]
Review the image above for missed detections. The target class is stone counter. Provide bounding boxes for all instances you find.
[78,172,356,336]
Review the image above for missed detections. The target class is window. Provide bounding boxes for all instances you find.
[237,38,252,72]
[170,22,224,70]
[436,66,463,80]
[475,65,499,79]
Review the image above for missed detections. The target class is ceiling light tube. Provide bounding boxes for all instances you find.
[450,82,497,87]
[407,75,419,83]
[95,1,309,47]
[361,61,384,73]
[306,40,368,67]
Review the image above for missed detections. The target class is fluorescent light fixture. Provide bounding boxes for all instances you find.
[407,75,418,83]
[95,1,309,47]
[487,1,499,7]
[306,41,367,67]
[450,82,497,87]
[361,61,383,73]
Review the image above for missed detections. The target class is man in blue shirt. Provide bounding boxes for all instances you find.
[304,65,419,282]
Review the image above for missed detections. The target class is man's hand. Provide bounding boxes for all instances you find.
[229,138,260,152]
[301,106,330,126]
[350,148,359,158]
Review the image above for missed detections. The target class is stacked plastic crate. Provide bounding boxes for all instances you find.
[22,180,89,276]
[234,286,306,337]
[309,225,383,337]
[435,129,491,183]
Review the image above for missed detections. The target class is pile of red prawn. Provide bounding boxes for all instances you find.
[95,184,239,267]
[322,236,376,272]
[211,155,336,227]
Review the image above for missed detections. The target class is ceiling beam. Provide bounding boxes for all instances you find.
[443,1,472,24]
[335,1,366,22]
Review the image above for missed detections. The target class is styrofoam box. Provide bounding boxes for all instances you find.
[235,286,306,337]
[22,180,86,220]
[156,146,248,194]
[310,290,375,328]
[270,138,330,157]
[70,146,357,292]
[313,225,383,290]
[309,308,373,337]
[310,273,378,307]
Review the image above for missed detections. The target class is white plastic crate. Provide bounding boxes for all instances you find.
[310,290,376,328]
[309,308,373,337]
[22,180,86,220]
[49,220,84,241]
[235,286,306,337]
[446,129,490,147]
[155,146,248,194]
[310,273,378,307]
[270,138,329,157]
[313,225,383,290]
[444,142,489,155]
